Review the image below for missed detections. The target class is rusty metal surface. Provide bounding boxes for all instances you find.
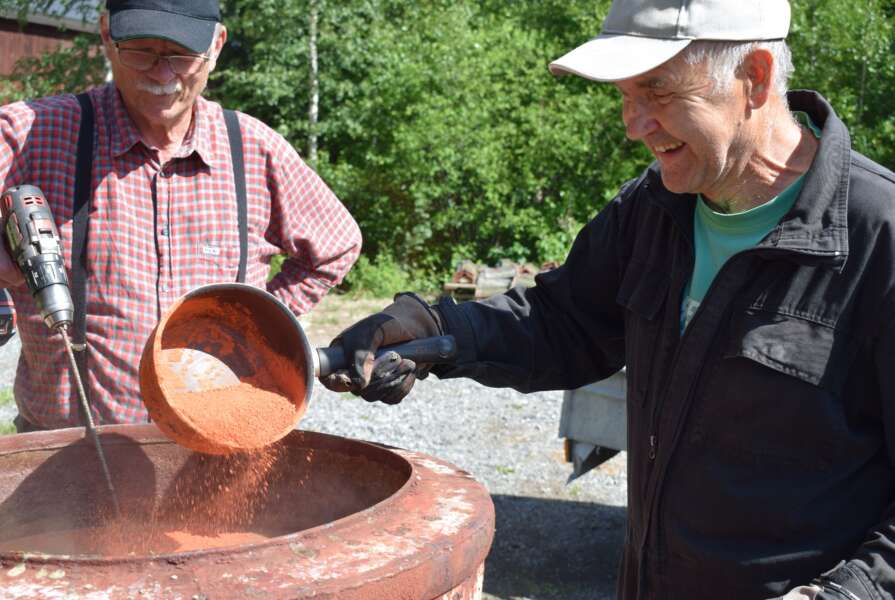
[437,562,484,599]
[0,424,495,599]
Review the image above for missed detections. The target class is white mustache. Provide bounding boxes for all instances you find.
[136,80,182,96]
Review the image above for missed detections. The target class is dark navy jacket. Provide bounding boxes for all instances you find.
[435,91,895,600]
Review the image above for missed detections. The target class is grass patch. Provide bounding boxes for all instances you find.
[0,388,13,435]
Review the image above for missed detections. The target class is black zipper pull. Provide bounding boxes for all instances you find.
[649,435,657,460]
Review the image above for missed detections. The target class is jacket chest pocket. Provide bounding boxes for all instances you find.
[616,261,669,401]
[726,309,849,392]
[694,308,853,470]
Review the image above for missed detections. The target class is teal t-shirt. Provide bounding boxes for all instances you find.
[680,112,820,332]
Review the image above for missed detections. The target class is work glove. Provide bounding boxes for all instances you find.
[319,292,442,404]
[766,585,822,600]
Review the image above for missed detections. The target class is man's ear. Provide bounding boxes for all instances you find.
[99,13,112,44]
[98,13,116,61]
[216,25,228,56]
[743,48,773,109]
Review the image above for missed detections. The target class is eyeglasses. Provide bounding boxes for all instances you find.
[114,44,210,75]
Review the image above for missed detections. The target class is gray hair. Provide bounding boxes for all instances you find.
[209,22,225,55]
[681,40,794,97]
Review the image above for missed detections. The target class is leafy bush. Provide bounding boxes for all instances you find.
[341,254,417,298]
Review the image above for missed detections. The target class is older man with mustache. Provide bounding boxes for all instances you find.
[0,0,361,432]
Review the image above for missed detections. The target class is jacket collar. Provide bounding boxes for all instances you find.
[650,90,849,270]
[771,90,849,268]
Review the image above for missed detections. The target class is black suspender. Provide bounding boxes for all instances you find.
[70,97,249,416]
[223,109,248,284]
[72,93,94,419]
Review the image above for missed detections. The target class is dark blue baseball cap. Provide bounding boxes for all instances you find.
[107,0,221,54]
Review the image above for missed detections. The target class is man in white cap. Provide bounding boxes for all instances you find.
[0,0,361,432]
[320,1,895,598]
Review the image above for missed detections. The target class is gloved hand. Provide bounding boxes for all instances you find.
[767,585,822,600]
[319,292,442,404]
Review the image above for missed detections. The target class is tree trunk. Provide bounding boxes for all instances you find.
[307,0,319,165]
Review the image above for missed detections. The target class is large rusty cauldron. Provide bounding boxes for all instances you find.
[0,424,495,599]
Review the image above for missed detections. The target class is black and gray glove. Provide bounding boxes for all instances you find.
[319,292,442,404]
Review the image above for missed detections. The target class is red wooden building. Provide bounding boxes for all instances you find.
[0,5,98,76]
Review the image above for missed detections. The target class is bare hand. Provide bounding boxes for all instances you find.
[767,585,822,600]
[0,243,23,287]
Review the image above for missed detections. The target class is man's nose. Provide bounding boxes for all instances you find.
[623,100,659,141]
[145,57,177,83]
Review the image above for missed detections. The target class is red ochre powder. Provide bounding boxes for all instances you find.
[142,293,308,454]
[173,382,298,449]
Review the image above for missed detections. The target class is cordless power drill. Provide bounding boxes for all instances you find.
[1,185,73,330]
[0,184,120,516]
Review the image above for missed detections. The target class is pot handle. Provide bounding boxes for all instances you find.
[315,335,457,378]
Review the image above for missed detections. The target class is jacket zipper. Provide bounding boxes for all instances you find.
[636,244,835,596]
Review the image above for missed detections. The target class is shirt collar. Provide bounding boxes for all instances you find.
[187,95,218,169]
[107,84,143,158]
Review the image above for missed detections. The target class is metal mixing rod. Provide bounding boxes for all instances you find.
[0,185,121,518]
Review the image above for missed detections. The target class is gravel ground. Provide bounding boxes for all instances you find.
[0,325,629,599]
[301,376,628,600]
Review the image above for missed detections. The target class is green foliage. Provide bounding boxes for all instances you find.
[212,0,649,287]
[2,0,894,292]
[268,253,286,280]
[790,0,895,169]
[340,254,417,298]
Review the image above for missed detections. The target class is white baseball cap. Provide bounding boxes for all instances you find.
[549,0,791,82]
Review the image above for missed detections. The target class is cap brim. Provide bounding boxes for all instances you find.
[110,9,217,54]
[549,34,692,82]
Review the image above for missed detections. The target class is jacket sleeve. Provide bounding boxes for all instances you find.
[811,316,895,600]
[432,181,640,392]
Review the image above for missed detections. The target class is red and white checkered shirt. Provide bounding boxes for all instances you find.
[0,83,361,428]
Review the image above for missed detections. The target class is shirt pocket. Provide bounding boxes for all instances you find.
[190,238,242,285]
[616,260,669,400]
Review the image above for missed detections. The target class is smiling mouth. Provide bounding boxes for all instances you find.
[654,141,685,156]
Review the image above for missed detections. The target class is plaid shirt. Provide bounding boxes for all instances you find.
[0,83,361,428]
